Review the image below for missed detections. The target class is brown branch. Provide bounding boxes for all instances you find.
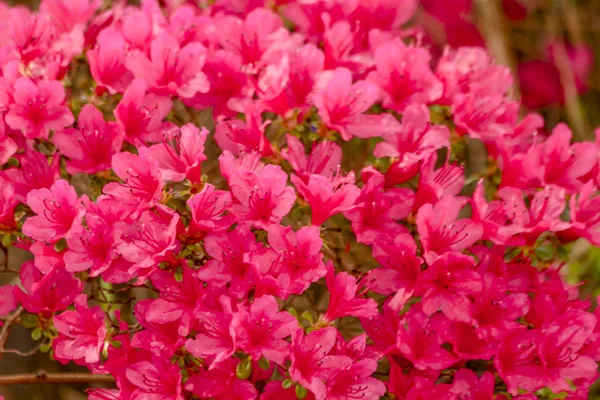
[2,342,43,357]
[0,306,23,360]
[0,371,115,386]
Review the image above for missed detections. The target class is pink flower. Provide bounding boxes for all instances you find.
[64,202,131,280]
[183,50,248,119]
[292,172,360,226]
[261,225,327,297]
[5,77,73,140]
[289,327,341,399]
[396,307,459,370]
[470,275,530,340]
[116,205,180,279]
[561,182,600,245]
[282,135,342,180]
[413,154,464,209]
[258,44,324,116]
[214,104,273,157]
[145,268,204,336]
[40,0,101,33]
[322,263,378,323]
[186,184,234,242]
[261,382,297,400]
[494,329,544,394]
[125,32,209,98]
[416,196,483,263]
[522,124,597,192]
[0,175,17,232]
[344,168,414,245]
[219,150,265,182]
[114,79,173,146]
[14,261,83,314]
[103,148,164,213]
[185,358,258,400]
[87,27,133,95]
[54,104,124,174]
[470,181,527,245]
[229,164,296,229]
[1,149,60,202]
[230,295,298,364]
[126,357,184,400]
[435,47,494,104]
[518,185,570,244]
[197,226,261,298]
[369,234,421,310]
[311,67,399,140]
[537,309,598,393]
[449,369,495,400]
[131,301,185,358]
[0,118,17,165]
[0,285,17,320]
[53,294,108,367]
[217,8,285,71]
[22,179,80,242]
[452,68,519,141]
[149,123,208,183]
[367,39,442,112]
[320,359,386,400]
[3,8,53,64]
[374,104,450,173]
[185,296,235,369]
[418,252,482,322]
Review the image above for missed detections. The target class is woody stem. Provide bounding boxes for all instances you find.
[0,371,115,385]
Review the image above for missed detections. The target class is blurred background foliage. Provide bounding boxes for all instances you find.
[2,0,600,399]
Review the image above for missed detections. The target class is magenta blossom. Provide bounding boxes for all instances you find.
[230,295,298,364]
[311,67,399,141]
[5,77,73,140]
[22,179,80,242]
[114,78,173,146]
[149,123,208,183]
[367,38,443,112]
[344,168,414,245]
[322,263,378,323]
[229,164,296,229]
[53,294,108,367]
[419,252,482,322]
[416,196,483,263]
[87,27,132,95]
[186,184,235,242]
[14,261,83,315]
[126,356,184,400]
[126,32,209,98]
[103,148,164,213]
[54,104,124,174]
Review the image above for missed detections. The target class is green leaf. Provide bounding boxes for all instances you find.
[258,357,270,370]
[20,314,38,329]
[301,311,314,325]
[31,328,42,341]
[174,268,183,282]
[53,238,68,252]
[295,384,309,399]
[236,357,252,380]
[40,344,52,353]
[535,245,554,261]
[282,379,293,389]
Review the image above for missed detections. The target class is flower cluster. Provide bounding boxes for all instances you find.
[0,0,600,399]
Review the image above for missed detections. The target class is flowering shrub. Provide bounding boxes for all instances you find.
[1,0,600,399]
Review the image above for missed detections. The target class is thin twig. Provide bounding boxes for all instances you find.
[2,342,44,357]
[0,371,115,386]
[0,306,23,360]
